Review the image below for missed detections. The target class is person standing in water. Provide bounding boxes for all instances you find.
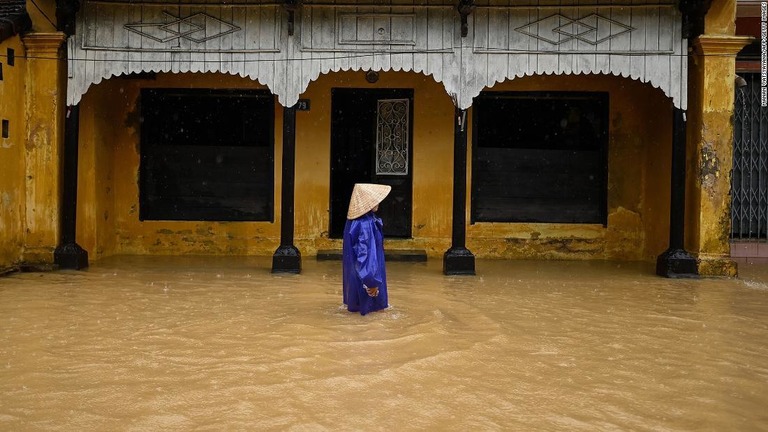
[342,183,392,315]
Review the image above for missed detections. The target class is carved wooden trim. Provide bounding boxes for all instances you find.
[67,1,689,110]
[515,13,635,46]
[124,12,241,44]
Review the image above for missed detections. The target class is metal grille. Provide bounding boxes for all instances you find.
[376,99,409,176]
[732,73,768,240]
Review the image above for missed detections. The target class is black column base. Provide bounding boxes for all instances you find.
[656,248,698,278]
[272,245,301,274]
[54,243,89,270]
[443,247,475,275]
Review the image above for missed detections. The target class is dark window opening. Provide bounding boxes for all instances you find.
[1,119,8,138]
[472,91,609,224]
[0,63,3,81]
[139,88,275,221]
[6,48,14,66]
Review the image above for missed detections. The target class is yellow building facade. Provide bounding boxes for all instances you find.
[75,71,672,261]
[0,0,751,277]
[0,34,26,273]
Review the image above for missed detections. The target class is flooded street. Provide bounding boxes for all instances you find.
[2,256,768,431]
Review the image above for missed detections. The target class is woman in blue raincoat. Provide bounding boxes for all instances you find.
[342,183,392,315]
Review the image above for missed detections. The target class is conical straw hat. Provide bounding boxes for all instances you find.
[347,183,392,219]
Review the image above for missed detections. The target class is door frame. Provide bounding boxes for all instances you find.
[329,88,414,239]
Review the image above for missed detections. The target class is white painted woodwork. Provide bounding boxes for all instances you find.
[67,0,687,109]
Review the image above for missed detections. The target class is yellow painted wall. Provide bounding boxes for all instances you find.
[466,74,672,261]
[77,73,283,258]
[26,0,58,33]
[77,83,117,258]
[706,0,736,35]
[0,0,736,273]
[686,0,749,276]
[0,36,27,270]
[76,71,672,262]
[295,71,455,257]
[20,32,67,264]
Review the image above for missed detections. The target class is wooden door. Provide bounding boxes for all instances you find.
[330,88,413,238]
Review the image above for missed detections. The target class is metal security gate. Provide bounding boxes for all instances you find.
[732,73,768,241]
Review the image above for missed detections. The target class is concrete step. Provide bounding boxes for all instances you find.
[317,249,427,262]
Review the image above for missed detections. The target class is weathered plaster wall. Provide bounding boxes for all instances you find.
[21,32,66,264]
[77,70,672,262]
[686,0,750,276]
[296,71,455,257]
[77,84,118,259]
[466,74,672,261]
[78,73,282,257]
[0,36,27,271]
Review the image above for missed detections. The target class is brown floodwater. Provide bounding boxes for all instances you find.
[1,255,768,431]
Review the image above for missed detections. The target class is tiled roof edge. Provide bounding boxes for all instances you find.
[0,4,33,43]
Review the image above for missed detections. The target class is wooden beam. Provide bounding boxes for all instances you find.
[456,0,473,38]
[55,0,80,36]
[656,108,697,278]
[53,104,89,270]
[443,107,475,275]
[272,105,302,274]
[284,0,300,36]
[679,0,713,39]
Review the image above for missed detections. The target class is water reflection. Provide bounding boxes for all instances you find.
[2,256,768,431]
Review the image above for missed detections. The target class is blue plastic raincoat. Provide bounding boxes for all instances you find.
[342,212,388,315]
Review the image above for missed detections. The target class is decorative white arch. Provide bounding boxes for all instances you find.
[67,0,687,110]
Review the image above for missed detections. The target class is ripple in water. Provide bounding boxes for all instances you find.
[1,256,767,431]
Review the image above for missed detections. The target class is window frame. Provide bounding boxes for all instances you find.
[470,90,609,225]
[138,88,275,222]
